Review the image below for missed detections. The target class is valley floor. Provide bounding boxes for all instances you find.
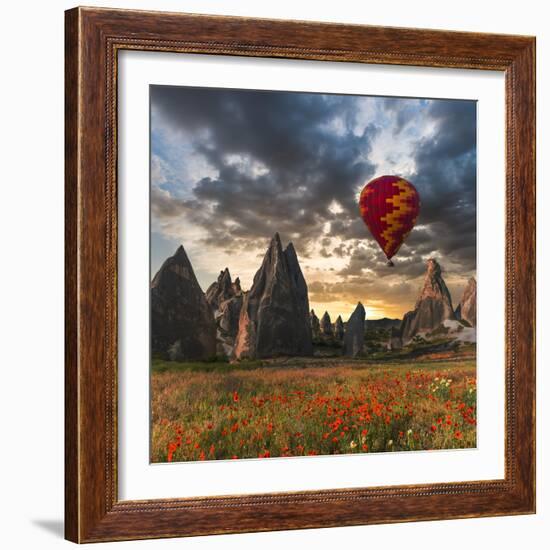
[151,355,476,462]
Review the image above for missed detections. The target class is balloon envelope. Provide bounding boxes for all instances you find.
[359,175,420,261]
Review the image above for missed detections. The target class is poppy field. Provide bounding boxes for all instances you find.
[151,357,476,462]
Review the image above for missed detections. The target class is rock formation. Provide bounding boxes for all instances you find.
[310,309,321,339]
[343,302,366,357]
[335,315,344,340]
[400,258,456,343]
[455,277,477,327]
[151,245,216,361]
[320,311,333,337]
[205,268,244,357]
[284,242,312,337]
[205,268,234,308]
[389,326,403,350]
[234,233,313,359]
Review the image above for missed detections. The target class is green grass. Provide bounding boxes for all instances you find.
[151,357,477,463]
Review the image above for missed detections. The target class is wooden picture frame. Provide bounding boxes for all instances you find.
[65,6,536,543]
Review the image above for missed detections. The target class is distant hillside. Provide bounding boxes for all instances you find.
[366,318,401,330]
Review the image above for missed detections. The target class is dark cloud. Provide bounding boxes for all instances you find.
[406,100,477,273]
[151,86,476,314]
[152,86,378,256]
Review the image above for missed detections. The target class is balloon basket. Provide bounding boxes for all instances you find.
[386,260,395,267]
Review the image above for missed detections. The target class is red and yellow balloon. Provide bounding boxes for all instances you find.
[359,175,420,266]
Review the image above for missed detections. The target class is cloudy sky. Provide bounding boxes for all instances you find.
[150,85,476,320]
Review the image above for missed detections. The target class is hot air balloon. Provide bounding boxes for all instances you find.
[359,175,420,266]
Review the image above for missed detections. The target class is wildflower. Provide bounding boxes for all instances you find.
[407,429,413,436]
[388,440,393,446]
[167,442,177,462]
[233,391,239,403]
[431,425,437,433]
[350,440,357,449]
[455,431,463,439]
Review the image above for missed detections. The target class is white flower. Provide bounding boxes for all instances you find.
[388,439,393,446]
[350,440,357,449]
[407,429,413,436]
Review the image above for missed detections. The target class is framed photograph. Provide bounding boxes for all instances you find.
[65,7,535,543]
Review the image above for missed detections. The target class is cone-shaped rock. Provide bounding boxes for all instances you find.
[284,242,311,332]
[335,315,344,340]
[343,303,366,357]
[455,277,476,327]
[389,326,403,350]
[310,309,321,339]
[400,258,456,343]
[205,268,244,357]
[232,277,242,295]
[234,233,313,359]
[151,245,216,361]
[320,311,333,336]
[205,268,234,309]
